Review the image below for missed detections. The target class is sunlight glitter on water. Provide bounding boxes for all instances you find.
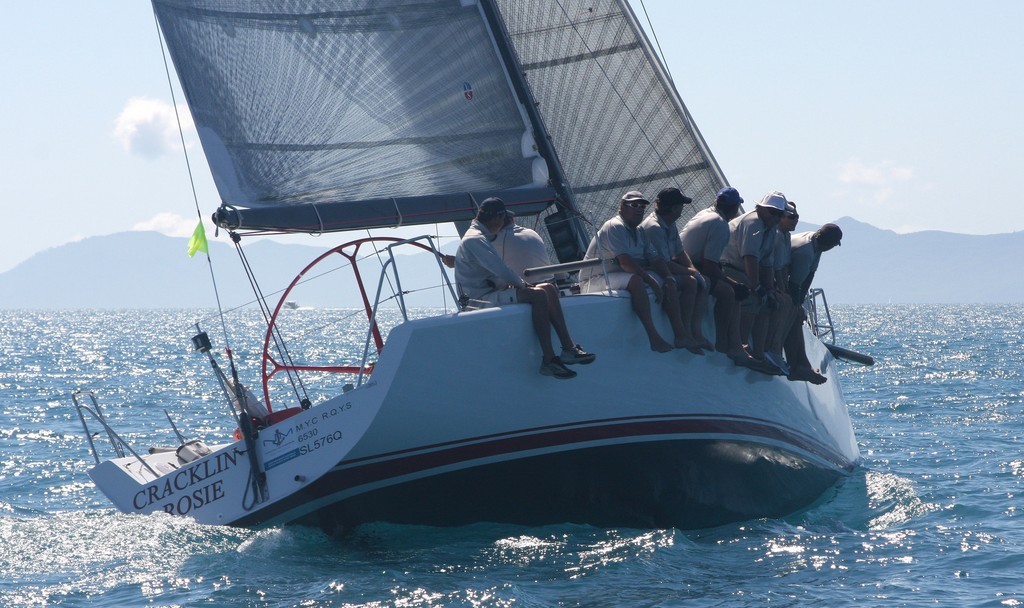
[4,306,1024,606]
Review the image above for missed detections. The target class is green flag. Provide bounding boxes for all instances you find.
[187,220,208,257]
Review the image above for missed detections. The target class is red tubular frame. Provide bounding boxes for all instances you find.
[260,237,438,411]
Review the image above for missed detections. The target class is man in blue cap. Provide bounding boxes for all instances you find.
[680,187,764,368]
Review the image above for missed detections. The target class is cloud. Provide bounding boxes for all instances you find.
[132,212,199,237]
[114,98,195,159]
[837,159,914,186]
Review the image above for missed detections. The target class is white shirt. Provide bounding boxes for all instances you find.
[495,223,552,282]
[454,219,526,298]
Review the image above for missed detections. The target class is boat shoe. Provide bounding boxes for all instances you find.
[560,344,596,365]
[540,356,577,379]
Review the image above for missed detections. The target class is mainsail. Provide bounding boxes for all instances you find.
[152,0,557,231]
[153,0,726,247]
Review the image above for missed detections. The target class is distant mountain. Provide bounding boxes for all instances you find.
[0,232,458,309]
[1,221,1022,308]
[813,218,1024,304]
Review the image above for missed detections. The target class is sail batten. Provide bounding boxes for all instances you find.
[228,129,524,152]
[521,42,641,71]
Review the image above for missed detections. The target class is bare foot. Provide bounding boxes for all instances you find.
[728,350,770,373]
[651,338,674,353]
[788,365,827,384]
[674,337,705,355]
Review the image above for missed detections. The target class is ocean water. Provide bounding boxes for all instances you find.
[2,305,1023,607]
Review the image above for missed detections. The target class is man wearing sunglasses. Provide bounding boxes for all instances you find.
[579,190,698,354]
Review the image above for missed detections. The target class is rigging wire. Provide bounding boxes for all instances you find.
[152,11,267,506]
[638,0,673,84]
[229,235,310,407]
[549,0,690,195]
[152,12,234,355]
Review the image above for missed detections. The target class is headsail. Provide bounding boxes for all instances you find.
[492,0,728,229]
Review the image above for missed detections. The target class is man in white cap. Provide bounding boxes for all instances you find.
[455,197,595,379]
[763,201,800,374]
[719,190,787,371]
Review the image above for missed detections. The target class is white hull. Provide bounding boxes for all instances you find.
[89,294,859,529]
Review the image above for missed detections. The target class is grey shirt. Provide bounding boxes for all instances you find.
[581,214,657,280]
[495,223,552,282]
[680,206,730,265]
[639,213,683,262]
[774,230,792,271]
[720,209,777,270]
[788,231,821,303]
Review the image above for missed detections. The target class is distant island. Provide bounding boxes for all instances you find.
[1,218,1022,308]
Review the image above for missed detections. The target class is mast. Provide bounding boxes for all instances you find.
[477,0,590,261]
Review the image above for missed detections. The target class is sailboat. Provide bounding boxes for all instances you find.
[77,0,860,530]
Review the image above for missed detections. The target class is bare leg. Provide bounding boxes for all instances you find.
[627,276,673,352]
[766,292,794,355]
[711,280,749,360]
[739,308,755,353]
[751,310,770,360]
[517,287,556,362]
[684,274,712,350]
[538,283,574,349]
[784,317,827,384]
[661,279,695,350]
[695,282,711,346]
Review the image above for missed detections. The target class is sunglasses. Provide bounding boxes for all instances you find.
[623,201,648,209]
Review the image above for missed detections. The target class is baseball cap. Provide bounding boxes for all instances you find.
[621,190,650,205]
[477,197,506,219]
[818,223,843,247]
[655,187,692,208]
[715,187,743,207]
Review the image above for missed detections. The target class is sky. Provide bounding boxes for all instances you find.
[1,1,1022,274]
